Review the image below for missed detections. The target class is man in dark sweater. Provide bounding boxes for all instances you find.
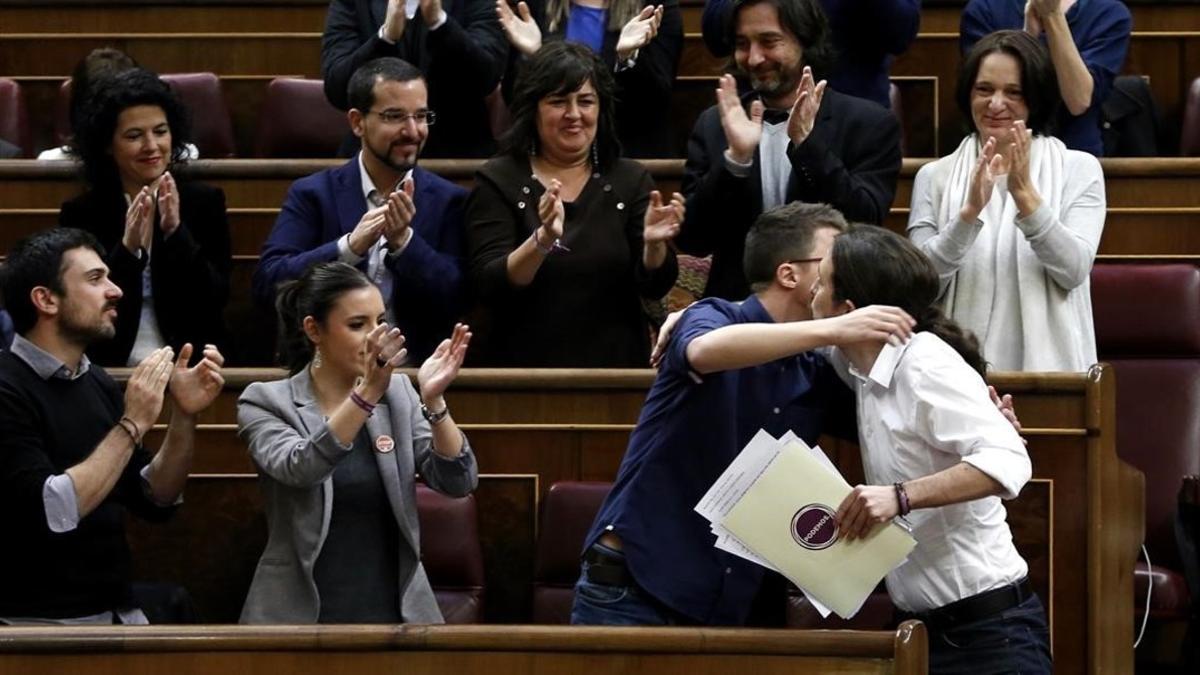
[0,228,225,624]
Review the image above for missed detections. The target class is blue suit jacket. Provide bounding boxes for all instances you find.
[254,158,467,362]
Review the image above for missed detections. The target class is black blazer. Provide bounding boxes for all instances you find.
[321,0,508,158]
[678,88,902,300]
[504,0,683,158]
[59,181,232,367]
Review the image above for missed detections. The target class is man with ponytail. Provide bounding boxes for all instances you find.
[811,225,1050,674]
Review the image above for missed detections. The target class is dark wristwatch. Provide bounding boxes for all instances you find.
[420,400,450,425]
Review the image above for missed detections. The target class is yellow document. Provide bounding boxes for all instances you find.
[721,441,916,618]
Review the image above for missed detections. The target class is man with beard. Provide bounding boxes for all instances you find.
[254,57,466,363]
[679,0,902,301]
[0,227,225,623]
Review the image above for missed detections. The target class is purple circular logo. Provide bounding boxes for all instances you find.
[791,503,839,551]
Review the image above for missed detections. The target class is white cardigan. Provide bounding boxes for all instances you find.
[907,135,1105,372]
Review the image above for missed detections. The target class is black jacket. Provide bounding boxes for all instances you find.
[59,181,232,367]
[321,0,508,158]
[679,89,901,300]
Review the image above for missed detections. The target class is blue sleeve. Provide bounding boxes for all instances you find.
[1077,2,1132,108]
[253,182,342,305]
[960,0,995,55]
[701,0,733,57]
[662,300,737,377]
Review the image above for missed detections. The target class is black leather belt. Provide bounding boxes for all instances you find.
[583,542,633,587]
[899,578,1034,630]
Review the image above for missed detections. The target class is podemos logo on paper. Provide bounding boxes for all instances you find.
[791,503,839,551]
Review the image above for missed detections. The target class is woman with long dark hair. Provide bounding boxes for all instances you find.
[465,41,682,366]
[811,225,1050,674]
[58,68,230,367]
[237,262,476,624]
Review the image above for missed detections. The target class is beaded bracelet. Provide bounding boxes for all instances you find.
[530,229,570,255]
[893,482,911,516]
[349,390,377,416]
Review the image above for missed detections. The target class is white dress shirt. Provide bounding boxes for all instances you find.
[835,333,1032,612]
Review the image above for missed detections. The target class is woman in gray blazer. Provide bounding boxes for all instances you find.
[237,262,477,624]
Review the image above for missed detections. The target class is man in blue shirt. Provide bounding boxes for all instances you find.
[961,0,1132,156]
[570,202,917,625]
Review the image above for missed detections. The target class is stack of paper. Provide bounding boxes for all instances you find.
[695,430,916,619]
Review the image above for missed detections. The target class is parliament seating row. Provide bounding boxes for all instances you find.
[3,0,1200,157]
[0,74,346,159]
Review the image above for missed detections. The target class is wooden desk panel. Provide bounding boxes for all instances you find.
[0,624,929,675]
[102,367,1139,673]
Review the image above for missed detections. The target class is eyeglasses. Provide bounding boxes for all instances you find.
[785,257,823,265]
[367,109,436,126]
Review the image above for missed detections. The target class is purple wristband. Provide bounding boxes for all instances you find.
[894,482,911,516]
[349,390,376,416]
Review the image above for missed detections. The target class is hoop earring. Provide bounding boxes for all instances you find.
[311,347,323,370]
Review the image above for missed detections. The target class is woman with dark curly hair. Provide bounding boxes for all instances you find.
[465,41,682,366]
[59,68,231,367]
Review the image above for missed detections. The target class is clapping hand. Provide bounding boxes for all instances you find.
[959,136,1003,223]
[418,0,443,25]
[361,323,408,400]
[418,323,472,403]
[154,171,181,237]
[537,178,565,240]
[496,1,543,56]
[383,0,406,42]
[123,346,176,433]
[716,73,763,165]
[643,190,684,244]
[1005,120,1042,217]
[382,178,416,250]
[168,343,225,416]
[123,186,155,255]
[616,5,663,62]
[786,66,826,146]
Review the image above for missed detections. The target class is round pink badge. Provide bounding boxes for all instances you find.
[375,435,395,454]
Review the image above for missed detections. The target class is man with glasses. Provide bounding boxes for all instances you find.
[255,57,467,363]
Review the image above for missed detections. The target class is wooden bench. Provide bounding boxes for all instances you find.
[0,623,929,675]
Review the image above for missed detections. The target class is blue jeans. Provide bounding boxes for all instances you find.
[569,560,689,626]
[920,594,1052,675]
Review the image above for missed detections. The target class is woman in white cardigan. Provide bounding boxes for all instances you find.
[908,30,1105,372]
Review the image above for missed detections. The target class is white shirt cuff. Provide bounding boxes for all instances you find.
[338,233,367,264]
[723,148,753,177]
[614,50,639,72]
[43,473,80,533]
